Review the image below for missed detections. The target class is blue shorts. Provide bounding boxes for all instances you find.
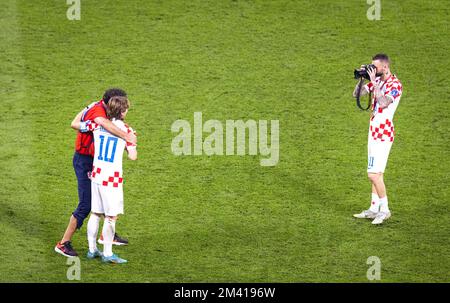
[72,152,93,229]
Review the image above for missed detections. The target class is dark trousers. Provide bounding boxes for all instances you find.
[72,152,93,229]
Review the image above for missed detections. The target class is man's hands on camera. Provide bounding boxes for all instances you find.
[366,65,378,85]
[353,65,369,98]
[367,65,392,109]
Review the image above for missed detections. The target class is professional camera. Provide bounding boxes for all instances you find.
[354,64,376,80]
[353,64,375,110]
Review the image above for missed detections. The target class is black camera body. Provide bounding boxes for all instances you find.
[354,64,376,80]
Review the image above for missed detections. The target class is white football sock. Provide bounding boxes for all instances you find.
[369,193,380,212]
[102,217,116,257]
[379,196,389,213]
[87,214,101,253]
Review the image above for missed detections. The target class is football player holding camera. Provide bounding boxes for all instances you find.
[353,54,403,225]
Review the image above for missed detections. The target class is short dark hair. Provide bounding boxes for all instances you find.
[372,53,390,64]
[102,88,127,104]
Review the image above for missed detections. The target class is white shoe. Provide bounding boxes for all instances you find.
[353,209,378,219]
[372,211,391,225]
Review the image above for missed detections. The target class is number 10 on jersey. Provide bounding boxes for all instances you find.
[98,135,118,163]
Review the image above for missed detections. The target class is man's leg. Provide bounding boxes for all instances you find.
[368,172,390,211]
[369,183,380,213]
[368,172,386,198]
[101,215,126,264]
[61,215,78,244]
[100,186,127,264]
[87,213,101,253]
[86,213,103,258]
[354,141,382,219]
[372,184,378,196]
[55,153,93,257]
[71,153,93,230]
[379,176,389,213]
[55,217,78,257]
[368,172,391,224]
[98,185,128,246]
[102,216,116,258]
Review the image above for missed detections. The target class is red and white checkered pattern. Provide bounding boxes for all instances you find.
[365,75,403,143]
[90,166,123,187]
[101,171,123,188]
[91,165,101,178]
[86,121,100,132]
[124,123,137,150]
[369,119,394,142]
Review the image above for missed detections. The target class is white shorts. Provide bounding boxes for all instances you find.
[367,139,393,173]
[91,182,124,217]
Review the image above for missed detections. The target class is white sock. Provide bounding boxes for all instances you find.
[379,196,389,213]
[87,214,101,253]
[102,217,116,257]
[369,193,380,212]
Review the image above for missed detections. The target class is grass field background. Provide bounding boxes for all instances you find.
[0,0,449,282]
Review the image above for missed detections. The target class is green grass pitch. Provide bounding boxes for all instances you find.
[0,0,449,282]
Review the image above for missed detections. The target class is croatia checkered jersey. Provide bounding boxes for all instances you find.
[364,75,403,142]
[84,119,137,188]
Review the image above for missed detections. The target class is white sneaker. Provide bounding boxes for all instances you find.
[372,211,391,225]
[353,209,378,219]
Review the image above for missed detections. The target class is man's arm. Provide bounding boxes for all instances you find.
[94,117,137,144]
[372,86,393,109]
[71,110,84,130]
[124,124,137,160]
[71,111,98,132]
[127,148,137,161]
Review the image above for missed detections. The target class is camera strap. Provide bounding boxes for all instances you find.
[355,77,372,111]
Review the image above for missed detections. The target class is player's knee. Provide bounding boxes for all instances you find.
[73,206,92,227]
[105,215,117,221]
[368,173,381,183]
[77,207,91,220]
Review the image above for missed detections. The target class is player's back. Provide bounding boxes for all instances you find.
[90,119,128,188]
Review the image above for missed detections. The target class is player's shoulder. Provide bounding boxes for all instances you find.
[92,100,106,112]
[112,118,125,129]
[123,122,135,134]
[85,100,106,119]
[390,75,402,86]
[386,75,402,92]
[111,118,133,133]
